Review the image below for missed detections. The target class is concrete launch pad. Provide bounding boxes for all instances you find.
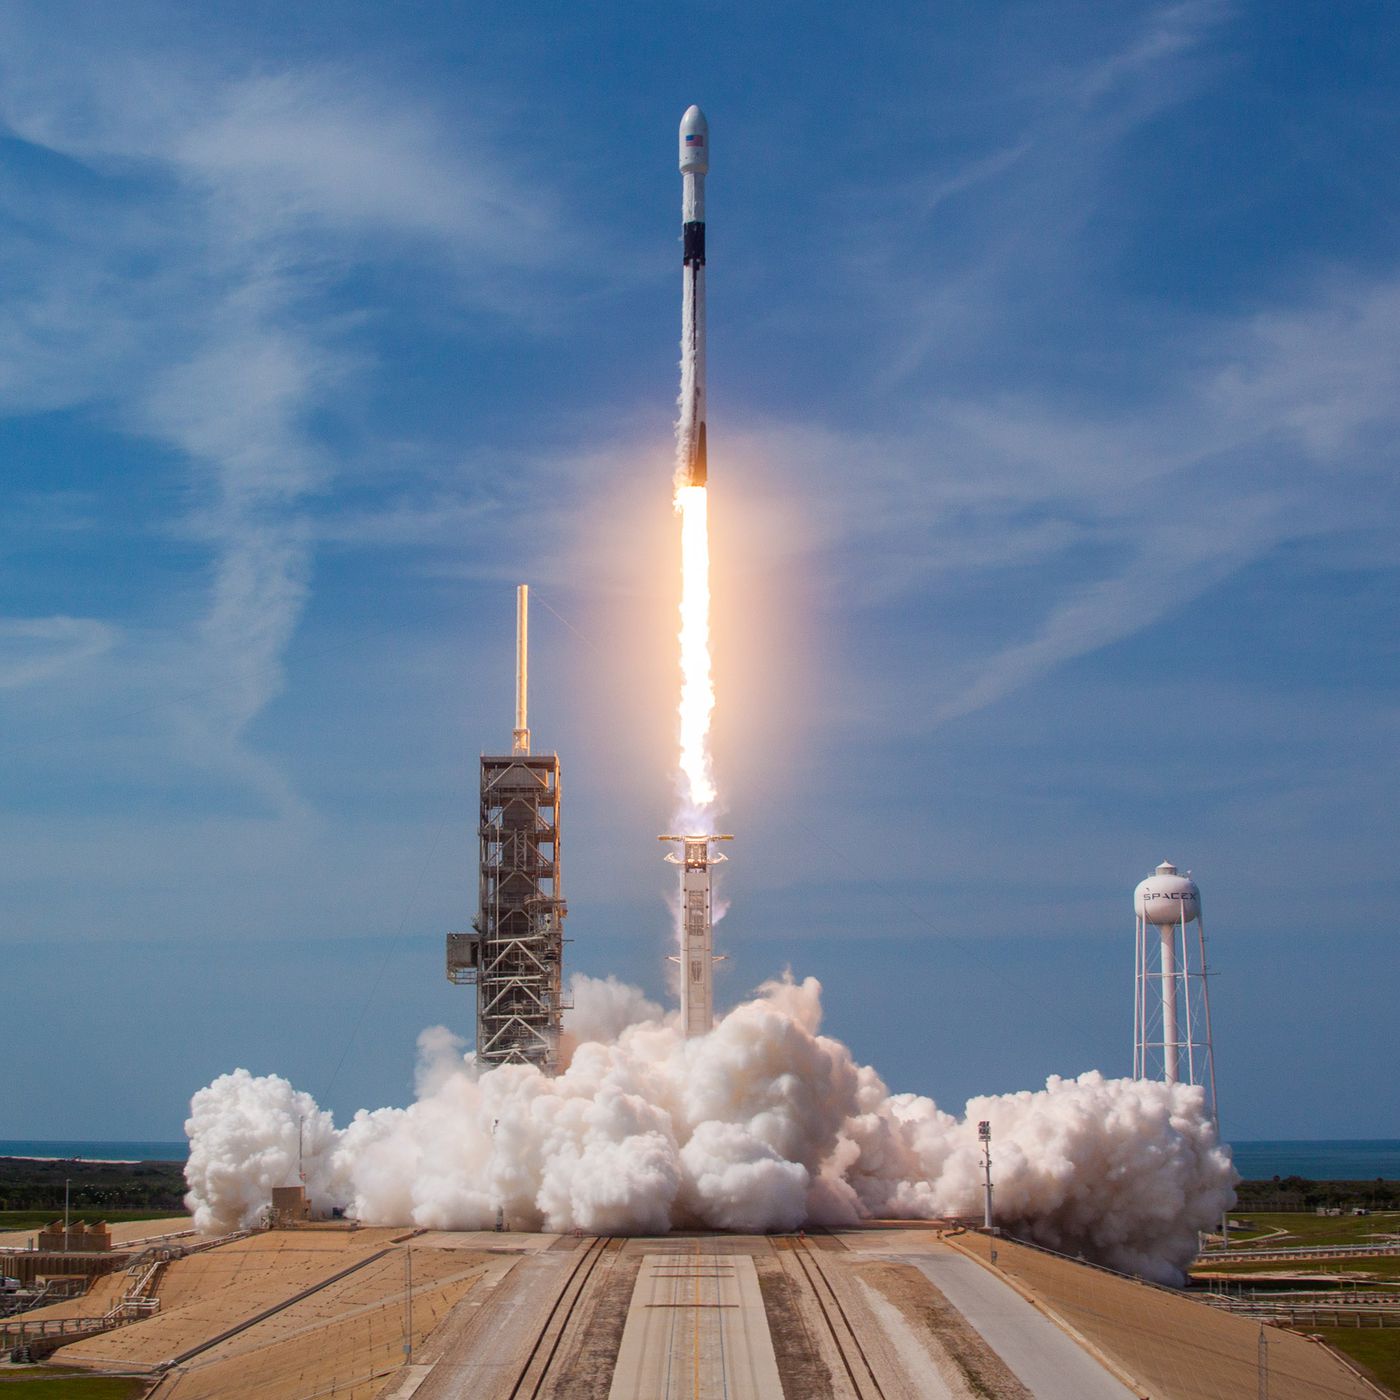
[8,1223,1384,1399]
[608,1251,782,1400]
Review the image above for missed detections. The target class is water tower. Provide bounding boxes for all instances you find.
[1133,861,1218,1120]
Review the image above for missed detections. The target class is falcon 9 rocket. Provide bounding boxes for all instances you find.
[678,104,708,488]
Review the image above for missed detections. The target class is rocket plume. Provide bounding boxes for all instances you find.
[675,483,716,812]
[184,972,1237,1285]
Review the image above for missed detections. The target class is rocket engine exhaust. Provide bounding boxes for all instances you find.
[675,483,716,810]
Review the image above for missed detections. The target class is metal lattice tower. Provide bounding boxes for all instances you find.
[446,586,568,1073]
[659,833,731,1037]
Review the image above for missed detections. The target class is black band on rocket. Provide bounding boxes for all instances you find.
[683,222,706,266]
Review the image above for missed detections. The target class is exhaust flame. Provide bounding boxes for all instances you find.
[675,483,716,810]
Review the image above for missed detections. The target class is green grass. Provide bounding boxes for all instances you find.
[0,1369,146,1398]
[1220,1211,1400,1250]
[0,1210,181,1233]
[1311,1326,1400,1396]
[1200,1255,1400,1281]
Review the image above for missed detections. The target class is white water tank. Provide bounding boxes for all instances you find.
[1134,861,1200,926]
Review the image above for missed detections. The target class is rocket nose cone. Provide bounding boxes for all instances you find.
[679,105,709,173]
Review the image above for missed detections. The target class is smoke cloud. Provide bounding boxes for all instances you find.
[184,972,1235,1284]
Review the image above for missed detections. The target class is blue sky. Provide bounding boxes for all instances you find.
[4,0,1397,1143]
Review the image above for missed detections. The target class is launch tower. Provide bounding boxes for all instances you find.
[659,833,730,1037]
[446,586,568,1073]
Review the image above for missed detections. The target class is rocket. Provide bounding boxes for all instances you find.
[678,105,708,488]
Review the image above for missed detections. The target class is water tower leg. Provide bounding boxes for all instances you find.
[1161,923,1178,1084]
[1133,915,1143,1079]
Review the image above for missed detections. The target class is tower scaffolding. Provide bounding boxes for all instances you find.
[446,586,568,1073]
[659,832,731,1037]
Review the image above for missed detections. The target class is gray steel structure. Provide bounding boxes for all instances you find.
[659,832,730,1038]
[446,587,568,1073]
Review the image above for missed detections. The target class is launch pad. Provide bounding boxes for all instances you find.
[20,1224,1376,1400]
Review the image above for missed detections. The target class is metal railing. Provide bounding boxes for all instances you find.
[1,1227,251,1360]
[1198,1242,1400,1263]
[116,1227,197,1251]
[1201,1296,1400,1327]
[1,1313,114,1357]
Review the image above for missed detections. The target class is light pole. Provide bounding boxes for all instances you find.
[403,1247,413,1363]
[492,1119,505,1233]
[978,1121,994,1233]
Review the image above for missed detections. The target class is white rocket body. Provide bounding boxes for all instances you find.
[678,105,708,487]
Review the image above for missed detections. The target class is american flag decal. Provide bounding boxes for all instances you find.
[686,133,704,146]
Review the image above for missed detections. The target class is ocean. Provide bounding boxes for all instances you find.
[3,1138,1398,1177]
[0,1139,189,1162]
[1227,1140,1400,1180]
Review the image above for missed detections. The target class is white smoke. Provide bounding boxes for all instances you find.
[184,971,1235,1284]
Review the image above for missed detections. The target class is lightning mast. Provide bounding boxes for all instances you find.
[446,586,568,1072]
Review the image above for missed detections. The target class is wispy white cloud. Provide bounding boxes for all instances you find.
[640,1,1384,736]
[636,181,1387,741]
[0,616,120,689]
[0,0,1391,882]
[1211,276,1400,460]
[853,2,1231,389]
[8,491,103,533]
[1069,0,1227,108]
[0,26,565,808]
[172,71,554,263]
